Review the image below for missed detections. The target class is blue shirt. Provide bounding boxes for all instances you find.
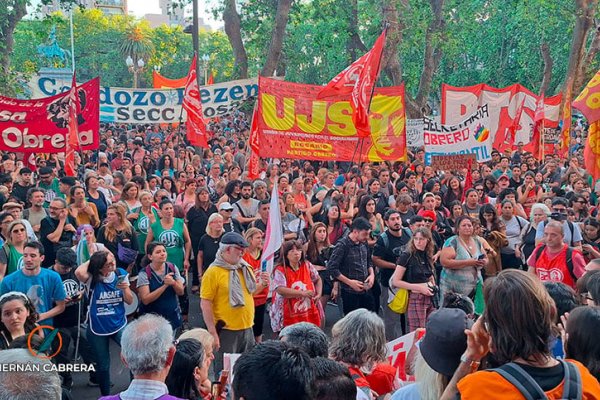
[0,268,66,326]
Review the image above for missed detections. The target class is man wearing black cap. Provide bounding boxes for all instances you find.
[11,167,34,204]
[200,232,270,374]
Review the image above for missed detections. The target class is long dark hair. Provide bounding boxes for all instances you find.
[165,338,205,399]
[88,251,112,285]
[565,306,600,381]
[306,222,330,264]
[157,155,173,171]
[357,195,375,220]
[0,292,38,342]
[161,176,178,196]
[479,204,503,232]
[278,240,305,268]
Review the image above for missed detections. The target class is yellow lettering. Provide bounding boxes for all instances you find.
[327,101,355,136]
[261,93,295,130]
[296,101,327,133]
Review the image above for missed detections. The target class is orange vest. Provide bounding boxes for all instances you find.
[457,359,600,399]
[534,244,575,288]
[276,263,321,327]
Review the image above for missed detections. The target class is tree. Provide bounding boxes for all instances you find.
[223,0,248,78]
[260,0,294,77]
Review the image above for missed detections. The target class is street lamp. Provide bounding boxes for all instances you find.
[201,53,210,85]
[125,55,144,88]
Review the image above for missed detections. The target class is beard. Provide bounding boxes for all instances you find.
[242,193,251,200]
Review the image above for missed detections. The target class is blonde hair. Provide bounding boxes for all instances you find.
[206,213,224,235]
[104,203,133,242]
[244,227,263,243]
[414,351,449,400]
[178,328,215,351]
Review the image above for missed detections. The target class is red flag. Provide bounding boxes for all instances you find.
[182,55,208,148]
[561,98,572,157]
[506,98,525,151]
[461,160,474,202]
[317,30,387,138]
[585,121,600,181]
[247,104,261,180]
[207,72,214,85]
[573,68,600,123]
[64,73,79,177]
[524,94,545,159]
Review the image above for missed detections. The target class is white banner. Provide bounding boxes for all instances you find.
[406,118,424,147]
[28,76,258,123]
[424,104,492,165]
[441,83,561,146]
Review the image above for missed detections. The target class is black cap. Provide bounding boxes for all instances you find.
[221,232,248,248]
[19,167,32,175]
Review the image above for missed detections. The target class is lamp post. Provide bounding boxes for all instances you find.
[126,55,144,88]
[201,53,210,84]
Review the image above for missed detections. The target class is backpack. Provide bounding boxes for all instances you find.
[491,360,582,400]
[534,244,577,282]
[539,220,576,247]
[380,228,412,256]
[145,262,178,283]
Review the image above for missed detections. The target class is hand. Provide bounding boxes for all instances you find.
[514,248,521,260]
[347,279,365,292]
[59,209,68,221]
[259,271,270,287]
[331,283,339,301]
[211,331,221,351]
[183,260,190,274]
[364,274,375,289]
[475,258,487,267]
[84,205,94,215]
[464,317,491,361]
[117,281,130,290]
[64,224,76,233]
[302,290,315,298]
[558,312,570,345]
[163,272,175,286]
[415,282,434,296]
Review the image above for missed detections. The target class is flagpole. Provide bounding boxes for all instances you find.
[366,25,388,114]
[69,8,76,73]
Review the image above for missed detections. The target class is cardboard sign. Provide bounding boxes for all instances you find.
[430,153,476,171]
[386,329,426,382]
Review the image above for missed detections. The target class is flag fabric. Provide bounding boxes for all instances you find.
[261,182,283,274]
[461,159,474,203]
[561,97,572,157]
[247,105,261,180]
[182,54,208,148]
[505,98,525,151]
[573,69,600,123]
[317,30,387,138]
[584,121,600,182]
[524,94,544,159]
[152,70,188,89]
[64,73,80,177]
[207,72,214,85]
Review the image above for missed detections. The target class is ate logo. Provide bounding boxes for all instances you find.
[138,216,149,234]
[158,230,180,248]
[538,268,564,282]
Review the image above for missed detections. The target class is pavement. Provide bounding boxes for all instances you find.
[71,286,344,399]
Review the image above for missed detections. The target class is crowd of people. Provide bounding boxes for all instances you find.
[1,114,600,399]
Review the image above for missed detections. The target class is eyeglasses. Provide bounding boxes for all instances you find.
[11,228,25,233]
[476,188,484,192]
[49,206,65,211]
[423,218,434,223]
[552,207,567,213]
[222,209,233,212]
[574,200,587,204]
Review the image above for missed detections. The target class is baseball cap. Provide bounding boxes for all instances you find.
[419,308,473,377]
[219,202,234,211]
[498,174,510,181]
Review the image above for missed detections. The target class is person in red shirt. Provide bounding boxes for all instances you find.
[242,228,268,343]
[527,220,585,289]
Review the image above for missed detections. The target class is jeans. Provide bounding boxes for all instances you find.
[86,325,124,396]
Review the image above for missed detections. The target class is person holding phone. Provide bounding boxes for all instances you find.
[75,250,133,396]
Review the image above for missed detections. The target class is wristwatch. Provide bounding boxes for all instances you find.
[460,353,481,372]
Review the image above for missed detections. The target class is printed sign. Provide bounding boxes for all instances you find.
[386,329,425,382]
[0,78,100,153]
[28,76,258,122]
[424,105,492,164]
[256,76,407,162]
[406,118,424,147]
[430,153,476,171]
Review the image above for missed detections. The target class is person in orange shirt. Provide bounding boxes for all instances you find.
[440,269,600,400]
[242,228,267,343]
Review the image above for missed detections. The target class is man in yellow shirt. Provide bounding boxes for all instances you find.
[200,232,270,373]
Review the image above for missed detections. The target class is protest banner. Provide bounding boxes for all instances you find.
[386,329,425,382]
[406,118,424,147]
[256,77,407,162]
[0,78,100,153]
[424,105,492,165]
[441,84,562,148]
[28,76,258,122]
[430,153,477,171]
[152,70,188,89]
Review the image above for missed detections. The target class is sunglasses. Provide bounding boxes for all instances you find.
[423,218,434,223]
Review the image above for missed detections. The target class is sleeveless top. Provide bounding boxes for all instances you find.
[138,263,182,329]
[440,235,483,297]
[151,218,185,272]
[87,268,128,336]
[4,244,23,276]
[133,207,159,254]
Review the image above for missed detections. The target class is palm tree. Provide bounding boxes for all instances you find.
[119,22,154,87]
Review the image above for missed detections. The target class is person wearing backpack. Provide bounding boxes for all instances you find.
[440,270,600,400]
[527,221,586,290]
[137,242,185,331]
[534,197,583,251]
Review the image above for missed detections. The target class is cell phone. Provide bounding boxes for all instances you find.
[477,254,485,260]
[116,275,127,285]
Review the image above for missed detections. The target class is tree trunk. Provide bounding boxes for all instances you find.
[381,0,404,86]
[0,1,27,77]
[223,0,248,79]
[412,0,445,118]
[260,0,293,77]
[562,0,597,98]
[539,42,553,95]
[578,23,600,88]
[346,0,367,63]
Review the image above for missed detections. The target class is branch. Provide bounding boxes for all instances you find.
[260,0,293,77]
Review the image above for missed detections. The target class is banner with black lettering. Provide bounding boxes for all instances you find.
[28,76,258,123]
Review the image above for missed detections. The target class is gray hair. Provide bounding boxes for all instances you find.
[329,309,386,369]
[121,314,174,376]
[529,203,550,224]
[253,180,267,190]
[0,349,61,400]
[544,220,564,236]
[279,322,329,358]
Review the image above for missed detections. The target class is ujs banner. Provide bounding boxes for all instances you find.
[424,104,492,165]
[0,78,100,153]
[256,77,407,162]
[28,76,258,123]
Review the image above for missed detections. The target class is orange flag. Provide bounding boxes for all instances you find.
[64,74,79,177]
[584,121,600,181]
[182,55,208,148]
[247,104,261,179]
[152,70,187,88]
[573,69,600,123]
[317,29,387,138]
[207,72,214,85]
[561,96,572,157]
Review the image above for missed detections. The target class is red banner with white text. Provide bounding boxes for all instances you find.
[441,84,562,150]
[0,78,100,153]
[256,77,406,162]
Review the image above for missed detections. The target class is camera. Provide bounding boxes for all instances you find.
[550,212,567,222]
